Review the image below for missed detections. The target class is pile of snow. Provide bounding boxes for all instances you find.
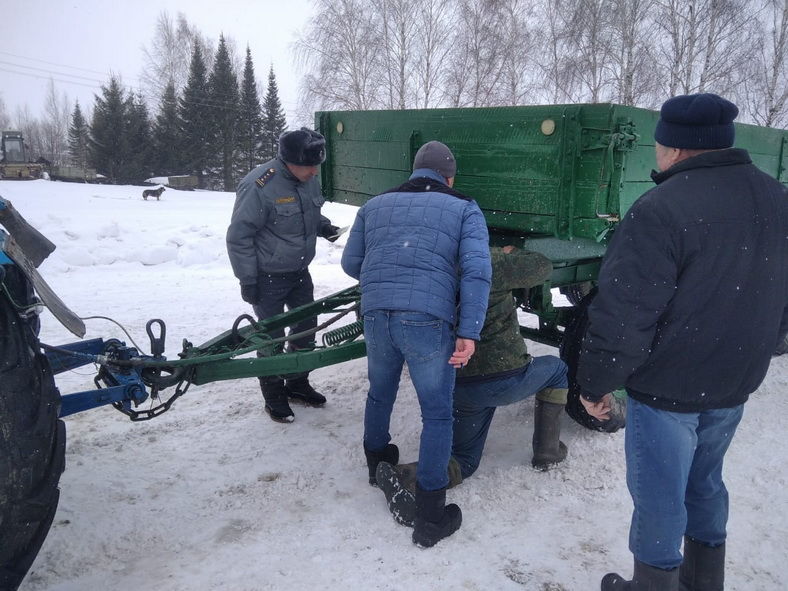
[2,179,786,590]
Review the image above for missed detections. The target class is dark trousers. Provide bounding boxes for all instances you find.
[252,269,316,383]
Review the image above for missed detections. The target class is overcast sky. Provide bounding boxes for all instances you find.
[1,0,315,127]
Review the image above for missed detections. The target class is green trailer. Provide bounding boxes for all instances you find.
[316,103,788,344]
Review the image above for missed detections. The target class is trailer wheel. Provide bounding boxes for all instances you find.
[0,266,65,590]
[559,281,594,306]
[558,287,625,432]
[776,333,788,356]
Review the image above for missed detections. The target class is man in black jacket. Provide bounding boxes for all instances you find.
[577,93,788,590]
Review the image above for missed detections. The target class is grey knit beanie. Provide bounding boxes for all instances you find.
[412,141,457,179]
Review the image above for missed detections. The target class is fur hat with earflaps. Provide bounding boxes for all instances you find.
[278,127,326,166]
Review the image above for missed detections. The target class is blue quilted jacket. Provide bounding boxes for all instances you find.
[341,169,491,340]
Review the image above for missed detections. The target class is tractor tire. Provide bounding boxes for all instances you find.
[558,287,625,432]
[0,265,66,591]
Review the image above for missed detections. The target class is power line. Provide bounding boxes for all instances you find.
[0,67,102,90]
[0,60,106,84]
[0,50,112,76]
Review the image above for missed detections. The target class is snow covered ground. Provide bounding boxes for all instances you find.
[2,179,786,591]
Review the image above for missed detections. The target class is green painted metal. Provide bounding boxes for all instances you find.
[314,103,787,348]
[317,103,787,252]
[140,105,788,390]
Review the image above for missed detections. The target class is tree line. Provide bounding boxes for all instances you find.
[295,0,788,129]
[1,13,287,191]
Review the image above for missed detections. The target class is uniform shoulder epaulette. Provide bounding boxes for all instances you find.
[256,168,276,187]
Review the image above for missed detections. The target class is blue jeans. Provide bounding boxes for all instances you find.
[625,397,744,569]
[362,310,456,491]
[452,355,568,478]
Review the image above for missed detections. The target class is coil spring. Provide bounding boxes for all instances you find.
[322,320,364,346]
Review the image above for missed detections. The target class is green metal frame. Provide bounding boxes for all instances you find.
[127,104,788,390]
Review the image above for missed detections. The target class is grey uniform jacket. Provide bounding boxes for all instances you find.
[226,157,332,283]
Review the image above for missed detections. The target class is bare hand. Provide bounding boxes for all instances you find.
[580,393,613,421]
[449,338,476,368]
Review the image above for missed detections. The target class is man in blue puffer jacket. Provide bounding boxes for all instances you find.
[341,140,491,548]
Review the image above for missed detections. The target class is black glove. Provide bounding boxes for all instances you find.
[240,283,258,304]
[322,225,341,243]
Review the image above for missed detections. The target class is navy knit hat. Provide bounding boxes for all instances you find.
[654,93,738,149]
[278,127,326,166]
[413,141,457,179]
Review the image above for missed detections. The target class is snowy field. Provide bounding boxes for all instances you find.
[2,179,786,591]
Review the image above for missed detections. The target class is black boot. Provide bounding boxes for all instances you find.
[532,399,568,470]
[376,461,416,527]
[364,443,399,486]
[412,485,462,548]
[285,377,327,407]
[679,537,725,591]
[389,458,463,495]
[602,559,679,590]
[260,379,294,423]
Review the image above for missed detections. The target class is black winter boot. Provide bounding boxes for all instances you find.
[601,559,679,590]
[679,537,725,591]
[532,399,568,470]
[260,379,295,423]
[376,461,416,527]
[364,443,399,486]
[285,377,327,407]
[390,458,463,495]
[412,485,462,548]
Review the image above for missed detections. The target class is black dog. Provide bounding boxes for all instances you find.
[142,186,166,201]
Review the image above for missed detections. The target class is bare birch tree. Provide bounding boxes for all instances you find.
[654,0,757,97]
[606,0,658,106]
[40,79,71,165]
[498,0,537,105]
[374,0,419,109]
[295,0,383,112]
[0,95,10,130]
[13,105,43,162]
[534,0,582,103]
[140,11,215,106]
[744,0,788,127]
[413,0,454,107]
[445,0,508,107]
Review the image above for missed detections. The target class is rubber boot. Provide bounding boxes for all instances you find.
[601,559,679,590]
[679,537,725,591]
[260,379,294,423]
[412,485,462,548]
[285,377,327,407]
[364,443,399,486]
[532,399,568,470]
[376,461,416,527]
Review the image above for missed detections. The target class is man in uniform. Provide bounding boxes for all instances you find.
[227,128,340,423]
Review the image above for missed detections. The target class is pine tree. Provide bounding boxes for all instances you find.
[237,46,265,174]
[67,100,89,174]
[153,81,182,176]
[207,34,240,191]
[179,44,212,188]
[124,93,153,182]
[88,76,129,183]
[261,65,288,160]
